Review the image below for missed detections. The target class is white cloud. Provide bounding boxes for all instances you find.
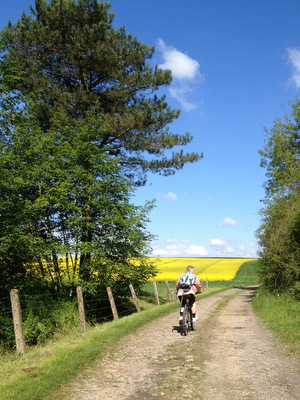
[166,238,178,243]
[152,248,169,256]
[169,85,198,111]
[157,39,204,111]
[218,217,237,227]
[151,237,259,258]
[157,39,202,81]
[157,191,178,201]
[287,47,300,89]
[151,241,208,257]
[186,245,208,256]
[208,238,226,246]
[224,246,235,254]
[166,244,182,251]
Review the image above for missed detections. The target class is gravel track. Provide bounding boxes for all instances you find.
[61,287,300,400]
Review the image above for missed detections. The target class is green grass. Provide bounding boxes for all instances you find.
[208,260,260,288]
[252,289,300,355]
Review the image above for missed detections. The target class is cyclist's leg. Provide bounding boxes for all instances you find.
[178,296,186,324]
[189,294,198,322]
[182,303,189,335]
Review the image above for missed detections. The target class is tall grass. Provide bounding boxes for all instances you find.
[252,289,300,354]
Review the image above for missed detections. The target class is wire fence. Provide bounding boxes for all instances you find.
[1,280,178,354]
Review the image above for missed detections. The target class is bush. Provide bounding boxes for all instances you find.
[257,188,300,293]
[289,281,300,301]
[22,298,79,345]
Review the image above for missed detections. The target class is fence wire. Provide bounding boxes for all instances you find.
[1,281,175,353]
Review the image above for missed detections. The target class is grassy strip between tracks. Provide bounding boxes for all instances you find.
[0,287,227,400]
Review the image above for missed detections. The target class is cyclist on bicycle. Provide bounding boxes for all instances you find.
[176,266,201,324]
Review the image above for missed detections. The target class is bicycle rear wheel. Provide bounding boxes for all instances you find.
[182,305,190,335]
[189,307,194,331]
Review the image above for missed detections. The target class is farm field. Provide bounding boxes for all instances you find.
[150,257,256,282]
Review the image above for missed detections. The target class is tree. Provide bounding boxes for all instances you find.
[259,99,300,200]
[257,98,300,298]
[0,0,201,184]
[0,0,202,292]
[0,106,157,292]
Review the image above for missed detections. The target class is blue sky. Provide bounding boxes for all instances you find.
[1,0,300,258]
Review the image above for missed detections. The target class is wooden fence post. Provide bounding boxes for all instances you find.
[76,286,87,332]
[206,277,209,290]
[106,287,119,319]
[10,289,26,355]
[129,284,141,312]
[172,288,176,301]
[153,281,160,306]
[165,281,171,302]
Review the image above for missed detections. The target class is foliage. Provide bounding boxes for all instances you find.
[259,99,300,200]
[257,98,300,295]
[22,295,80,345]
[257,189,300,294]
[2,0,210,291]
[0,0,201,183]
[0,281,80,348]
[0,106,157,291]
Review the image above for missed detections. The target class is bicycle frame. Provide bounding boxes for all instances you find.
[180,295,194,335]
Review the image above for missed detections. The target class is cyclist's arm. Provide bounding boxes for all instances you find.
[194,277,201,294]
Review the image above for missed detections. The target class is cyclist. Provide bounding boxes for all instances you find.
[176,265,201,324]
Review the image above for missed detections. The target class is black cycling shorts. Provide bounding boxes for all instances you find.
[178,293,195,307]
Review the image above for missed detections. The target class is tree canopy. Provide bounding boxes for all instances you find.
[0,0,202,293]
[257,98,300,299]
[259,100,300,200]
[1,0,201,185]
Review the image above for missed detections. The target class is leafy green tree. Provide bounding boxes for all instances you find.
[0,106,157,292]
[259,99,300,200]
[257,99,300,297]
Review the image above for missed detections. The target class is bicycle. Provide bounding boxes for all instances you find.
[180,294,194,335]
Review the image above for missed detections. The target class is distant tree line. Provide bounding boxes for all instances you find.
[0,0,202,299]
[257,98,300,299]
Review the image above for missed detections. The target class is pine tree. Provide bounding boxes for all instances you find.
[1,0,201,184]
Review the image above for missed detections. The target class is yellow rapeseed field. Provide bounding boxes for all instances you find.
[31,257,254,283]
[150,257,254,282]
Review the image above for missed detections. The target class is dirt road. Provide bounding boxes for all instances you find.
[62,287,300,400]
